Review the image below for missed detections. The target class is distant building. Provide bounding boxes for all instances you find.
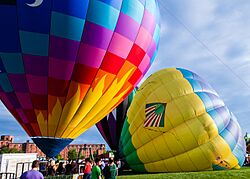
[0,135,105,159]
[0,135,14,147]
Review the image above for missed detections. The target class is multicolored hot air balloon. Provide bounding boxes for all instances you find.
[0,0,160,157]
[120,68,246,172]
[96,88,136,151]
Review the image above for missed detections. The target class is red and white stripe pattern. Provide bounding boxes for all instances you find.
[144,104,164,127]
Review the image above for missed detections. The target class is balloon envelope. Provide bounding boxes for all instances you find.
[120,68,246,172]
[0,0,160,157]
[96,88,136,151]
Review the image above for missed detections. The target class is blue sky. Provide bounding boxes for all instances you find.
[1,0,250,146]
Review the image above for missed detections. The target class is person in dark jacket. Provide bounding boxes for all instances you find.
[56,162,65,175]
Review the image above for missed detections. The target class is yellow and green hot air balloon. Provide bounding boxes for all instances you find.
[120,68,246,172]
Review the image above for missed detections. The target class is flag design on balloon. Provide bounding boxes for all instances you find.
[144,103,165,127]
[120,68,246,172]
[0,0,160,157]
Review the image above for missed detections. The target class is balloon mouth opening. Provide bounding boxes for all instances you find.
[31,137,73,157]
[31,136,73,140]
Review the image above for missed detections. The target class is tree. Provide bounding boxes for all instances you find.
[0,146,22,154]
[56,154,64,160]
[9,148,22,153]
[0,146,10,154]
[80,153,85,159]
[93,151,98,158]
[68,149,78,161]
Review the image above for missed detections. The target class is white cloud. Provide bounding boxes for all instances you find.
[145,0,250,133]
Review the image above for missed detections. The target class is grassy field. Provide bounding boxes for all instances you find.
[118,167,250,179]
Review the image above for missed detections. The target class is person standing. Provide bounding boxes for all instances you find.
[65,159,72,175]
[20,160,44,179]
[83,158,92,179]
[47,160,57,176]
[56,162,65,175]
[103,158,117,179]
[91,158,102,179]
[116,159,121,175]
[103,163,111,179]
[108,158,117,179]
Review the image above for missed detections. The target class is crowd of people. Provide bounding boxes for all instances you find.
[87,158,118,179]
[20,157,120,179]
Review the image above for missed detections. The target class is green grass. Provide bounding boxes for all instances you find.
[118,167,250,179]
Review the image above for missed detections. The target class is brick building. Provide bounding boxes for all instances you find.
[0,135,105,159]
[0,135,14,146]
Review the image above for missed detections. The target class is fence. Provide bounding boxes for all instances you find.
[0,173,15,179]
[0,173,76,179]
[15,162,32,178]
[45,175,75,179]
